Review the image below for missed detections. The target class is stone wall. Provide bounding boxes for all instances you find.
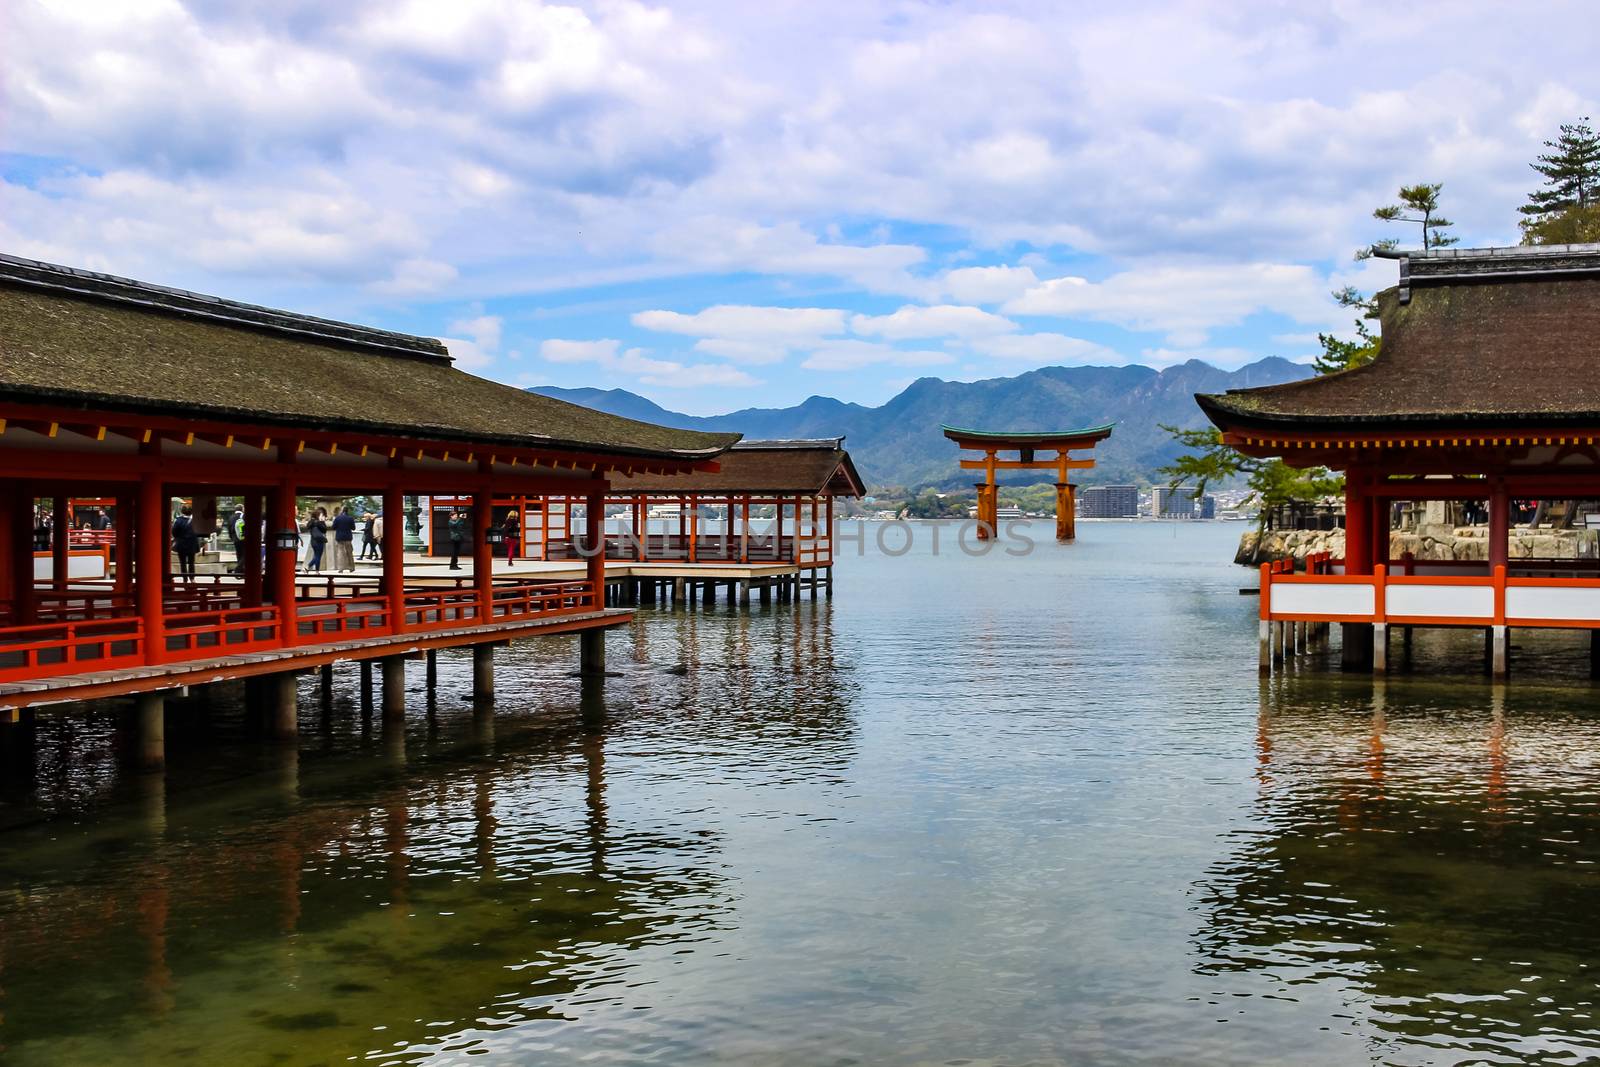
[1237,524,1600,566]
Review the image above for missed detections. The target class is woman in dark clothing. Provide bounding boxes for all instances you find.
[305,509,329,572]
[502,512,519,562]
[447,509,467,570]
[172,504,202,580]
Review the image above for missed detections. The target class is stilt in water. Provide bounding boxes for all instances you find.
[580,628,606,677]
[360,659,374,714]
[137,691,166,768]
[383,656,406,720]
[272,672,299,740]
[1490,625,1509,679]
[425,648,438,693]
[473,643,495,704]
[1372,622,1388,673]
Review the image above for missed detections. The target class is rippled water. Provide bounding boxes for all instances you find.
[4,520,1600,1065]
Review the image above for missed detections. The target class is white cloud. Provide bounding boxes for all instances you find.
[799,340,955,371]
[438,313,503,370]
[633,304,850,365]
[851,304,1017,340]
[1004,263,1344,345]
[968,332,1123,364]
[538,338,758,388]
[942,265,1039,304]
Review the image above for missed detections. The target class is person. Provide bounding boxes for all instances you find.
[447,508,468,569]
[304,508,328,572]
[33,510,51,551]
[360,512,379,560]
[330,505,357,572]
[227,508,244,573]
[371,512,385,561]
[172,504,201,580]
[93,508,111,531]
[502,511,519,562]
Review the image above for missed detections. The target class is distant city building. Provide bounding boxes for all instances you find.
[1200,494,1216,520]
[1078,484,1139,518]
[1152,485,1199,519]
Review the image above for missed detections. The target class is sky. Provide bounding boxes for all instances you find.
[2,0,1596,415]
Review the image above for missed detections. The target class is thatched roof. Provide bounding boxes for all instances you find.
[0,254,739,461]
[1198,245,1600,432]
[609,439,864,496]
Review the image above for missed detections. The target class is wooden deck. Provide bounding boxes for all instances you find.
[0,608,631,711]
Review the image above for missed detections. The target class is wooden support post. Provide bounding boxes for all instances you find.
[114,489,136,597]
[360,659,374,712]
[1271,620,1285,664]
[585,488,605,611]
[137,691,165,768]
[673,577,686,608]
[426,648,437,691]
[580,628,606,676]
[382,656,406,720]
[1591,631,1600,679]
[1259,620,1271,673]
[1373,623,1388,673]
[1341,623,1374,670]
[272,673,299,739]
[51,493,68,592]
[243,491,263,606]
[738,579,750,607]
[271,478,299,645]
[701,580,713,607]
[472,644,494,704]
[138,473,167,664]
[8,483,34,626]
[759,581,771,605]
[474,488,494,622]
[1491,625,1509,679]
[383,482,406,634]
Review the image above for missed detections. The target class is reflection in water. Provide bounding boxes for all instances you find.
[9,523,1600,1064]
[1197,673,1600,1065]
[0,596,854,1066]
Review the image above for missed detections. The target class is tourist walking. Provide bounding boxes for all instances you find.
[330,505,357,571]
[502,511,519,562]
[359,512,380,560]
[172,504,201,580]
[372,513,385,562]
[447,508,468,569]
[304,508,328,572]
[33,509,50,551]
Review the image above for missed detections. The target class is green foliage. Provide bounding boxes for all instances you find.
[1158,425,1342,531]
[901,488,970,519]
[1519,116,1600,244]
[1368,182,1457,252]
[1312,316,1380,375]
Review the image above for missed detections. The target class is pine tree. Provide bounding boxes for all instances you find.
[1370,183,1457,252]
[1519,117,1600,245]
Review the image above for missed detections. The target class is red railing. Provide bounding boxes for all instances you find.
[490,580,597,620]
[295,596,390,640]
[402,588,485,630]
[162,607,281,660]
[0,616,145,681]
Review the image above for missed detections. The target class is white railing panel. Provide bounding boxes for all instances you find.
[1506,584,1600,623]
[1387,583,1494,620]
[1270,581,1373,618]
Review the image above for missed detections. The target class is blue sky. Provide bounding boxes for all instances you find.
[3,0,1596,415]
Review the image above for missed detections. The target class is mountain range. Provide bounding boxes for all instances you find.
[533,357,1312,490]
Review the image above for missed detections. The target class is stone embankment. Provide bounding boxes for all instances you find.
[1236,525,1600,566]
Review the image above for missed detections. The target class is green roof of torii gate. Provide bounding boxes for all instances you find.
[941,423,1115,447]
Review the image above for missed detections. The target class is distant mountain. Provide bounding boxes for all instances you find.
[533,357,1312,489]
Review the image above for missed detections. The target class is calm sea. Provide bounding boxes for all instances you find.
[3,520,1600,1066]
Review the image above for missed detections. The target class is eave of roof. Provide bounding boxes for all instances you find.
[0,255,741,463]
[941,422,1115,444]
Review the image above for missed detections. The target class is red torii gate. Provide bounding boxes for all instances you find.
[942,424,1114,541]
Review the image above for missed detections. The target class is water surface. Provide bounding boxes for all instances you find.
[4,520,1600,1065]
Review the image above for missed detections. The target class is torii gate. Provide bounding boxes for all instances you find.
[942,424,1114,541]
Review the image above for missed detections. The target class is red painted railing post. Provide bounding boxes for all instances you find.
[1494,563,1507,625]
[1373,563,1387,623]
[137,473,166,664]
[383,481,406,634]
[271,478,299,644]
[474,486,494,622]
[586,487,605,610]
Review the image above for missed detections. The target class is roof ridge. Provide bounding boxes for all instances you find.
[0,252,451,364]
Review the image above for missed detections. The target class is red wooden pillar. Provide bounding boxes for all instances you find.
[51,494,68,592]
[586,487,604,609]
[243,491,263,607]
[1344,469,1371,575]
[383,482,406,633]
[473,488,493,622]
[2,482,27,623]
[271,481,299,643]
[825,494,834,565]
[137,474,167,664]
[1489,480,1510,572]
[114,490,136,596]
